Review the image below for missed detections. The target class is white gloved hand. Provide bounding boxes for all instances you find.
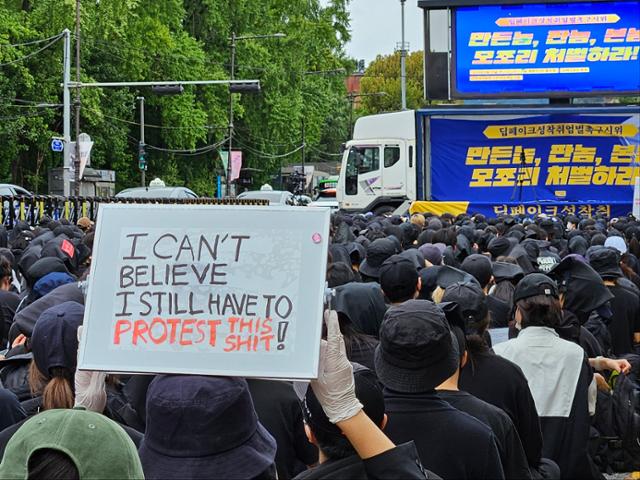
[310,310,363,424]
[74,326,107,413]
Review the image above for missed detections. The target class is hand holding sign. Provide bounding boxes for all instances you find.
[310,310,363,424]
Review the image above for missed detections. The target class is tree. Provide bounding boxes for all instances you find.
[0,0,353,194]
[359,50,424,115]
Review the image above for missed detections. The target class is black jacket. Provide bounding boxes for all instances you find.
[438,389,532,479]
[383,389,504,479]
[294,442,438,480]
[248,379,318,480]
[459,350,544,468]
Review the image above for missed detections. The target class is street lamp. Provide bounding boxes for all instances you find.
[227,32,286,197]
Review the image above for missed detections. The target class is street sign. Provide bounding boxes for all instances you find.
[51,138,64,153]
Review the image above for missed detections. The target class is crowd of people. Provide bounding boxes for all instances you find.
[0,210,638,479]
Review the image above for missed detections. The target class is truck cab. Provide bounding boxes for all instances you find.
[337,110,417,214]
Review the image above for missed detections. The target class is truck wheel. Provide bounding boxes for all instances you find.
[373,205,395,217]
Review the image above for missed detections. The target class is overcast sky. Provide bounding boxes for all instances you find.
[321,0,425,64]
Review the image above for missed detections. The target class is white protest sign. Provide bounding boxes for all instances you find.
[78,204,330,379]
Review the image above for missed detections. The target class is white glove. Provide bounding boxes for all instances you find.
[74,326,107,413]
[310,310,363,424]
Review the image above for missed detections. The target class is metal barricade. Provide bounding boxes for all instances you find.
[1,195,269,229]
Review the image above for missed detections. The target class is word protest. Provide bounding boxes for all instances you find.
[79,204,330,379]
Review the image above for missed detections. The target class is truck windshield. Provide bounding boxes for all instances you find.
[345,146,379,195]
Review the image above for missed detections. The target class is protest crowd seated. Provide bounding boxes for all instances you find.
[0,209,639,479]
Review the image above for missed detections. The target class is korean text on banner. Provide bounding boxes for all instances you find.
[78,204,330,379]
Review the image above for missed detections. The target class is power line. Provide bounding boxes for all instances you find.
[103,113,227,131]
[145,137,230,155]
[233,138,305,159]
[0,33,64,68]
[0,34,64,48]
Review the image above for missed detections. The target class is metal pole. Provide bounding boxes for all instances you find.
[138,96,145,187]
[400,0,407,111]
[74,0,81,196]
[227,32,236,198]
[349,94,355,137]
[66,79,260,88]
[62,29,71,196]
[301,117,306,195]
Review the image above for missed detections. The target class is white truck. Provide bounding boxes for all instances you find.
[337,106,639,216]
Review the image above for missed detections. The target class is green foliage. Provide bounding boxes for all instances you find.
[0,0,352,194]
[359,50,425,115]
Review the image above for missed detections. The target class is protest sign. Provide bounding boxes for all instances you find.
[78,204,330,379]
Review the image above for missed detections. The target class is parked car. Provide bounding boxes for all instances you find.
[308,196,340,211]
[237,190,296,206]
[116,186,198,199]
[0,184,32,196]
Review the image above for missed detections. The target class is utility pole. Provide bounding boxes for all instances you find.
[62,29,72,196]
[400,0,408,111]
[74,0,81,196]
[301,117,306,195]
[227,31,236,198]
[137,97,146,187]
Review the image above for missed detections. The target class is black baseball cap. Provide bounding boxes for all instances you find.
[492,262,524,284]
[436,265,480,289]
[379,255,419,303]
[460,254,492,289]
[442,282,489,327]
[513,273,559,304]
[375,300,459,393]
[359,238,400,279]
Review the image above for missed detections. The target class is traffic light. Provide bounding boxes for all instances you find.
[138,142,147,171]
[229,82,261,94]
[152,85,185,95]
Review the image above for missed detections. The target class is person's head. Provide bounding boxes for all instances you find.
[359,238,399,281]
[379,255,420,304]
[29,302,84,411]
[442,282,489,333]
[326,262,355,288]
[418,244,443,267]
[0,408,144,479]
[513,274,562,330]
[302,366,385,461]
[604,235,628,255]
[0,256,12,291]
[410,213,426,230]
[140,375,277,480]
[375,300,459,393]
[460,254,492,290]
[76,217,93,233]
[548,256,614,323]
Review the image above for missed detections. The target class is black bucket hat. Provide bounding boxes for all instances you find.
[139,375,276,480]
[588,247,623,279]
[375,300,459,393]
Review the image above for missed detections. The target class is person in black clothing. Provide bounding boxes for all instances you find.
[248,379,318,480]
[436,327,532,479]
[295,366,391,480]
[461,254,511,328]
[379,254,420,305]
[588,247,640,355]
[450,282,559,479]
[0,257,19,348]
[375,299,504,480]
[439,282,531,478]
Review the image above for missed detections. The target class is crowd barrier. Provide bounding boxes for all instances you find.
[1,195,268,229]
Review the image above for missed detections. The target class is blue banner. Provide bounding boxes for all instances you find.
[454,1,640,97]
[429,113,639,216]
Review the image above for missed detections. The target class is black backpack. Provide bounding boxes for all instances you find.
[609,371,640,471]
